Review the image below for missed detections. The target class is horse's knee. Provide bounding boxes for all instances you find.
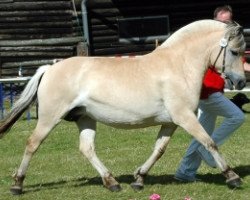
[79,135,96,159]
[206,142,218,152]
[79,130,96,158]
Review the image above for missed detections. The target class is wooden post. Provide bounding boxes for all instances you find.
[77,42,87,56]
[155,39,159,48]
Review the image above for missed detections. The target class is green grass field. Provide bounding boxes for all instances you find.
[0,92,250,200]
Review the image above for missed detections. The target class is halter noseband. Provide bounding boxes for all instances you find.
[212,37,228,75]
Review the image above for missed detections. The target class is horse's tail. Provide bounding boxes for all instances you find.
[0,64,50,138]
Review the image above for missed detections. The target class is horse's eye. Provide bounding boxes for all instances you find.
[231,50,239,56]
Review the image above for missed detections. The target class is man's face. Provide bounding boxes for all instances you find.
[215,11,232,23]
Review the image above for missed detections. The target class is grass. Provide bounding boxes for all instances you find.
[0,92,250,200]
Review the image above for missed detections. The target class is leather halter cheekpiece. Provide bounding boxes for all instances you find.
[212,38,228,75]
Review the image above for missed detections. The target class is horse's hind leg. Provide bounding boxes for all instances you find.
[131,124,177,190]
[76,117,121,192]
[10,120,58,195]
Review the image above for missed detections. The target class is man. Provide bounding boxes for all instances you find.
[213,5,232,22]
[174,5,245,182]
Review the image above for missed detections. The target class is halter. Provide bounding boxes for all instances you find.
[212,37,228,75]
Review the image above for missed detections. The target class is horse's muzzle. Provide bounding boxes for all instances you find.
[225,76,246,90]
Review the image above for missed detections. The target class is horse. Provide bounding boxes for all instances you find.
[0,19,246,195]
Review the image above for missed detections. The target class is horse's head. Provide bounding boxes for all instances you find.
[210,22,246,90]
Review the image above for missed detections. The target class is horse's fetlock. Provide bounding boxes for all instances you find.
[222,167,239,180]
[102,173,119,189]
[134,167,142,178]
[133,167,147,179]
[12,173,25,187]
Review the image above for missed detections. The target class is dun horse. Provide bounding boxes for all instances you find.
[0,20,246,194]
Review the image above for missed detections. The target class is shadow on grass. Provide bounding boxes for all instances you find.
[23,177,103,194]
[196,165,250,186]
[22,165,250,194]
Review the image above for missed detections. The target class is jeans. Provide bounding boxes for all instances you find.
[175,92,245,179]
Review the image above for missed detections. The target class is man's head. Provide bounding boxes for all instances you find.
[214,5,233,23]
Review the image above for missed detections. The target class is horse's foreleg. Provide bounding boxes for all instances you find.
[176,111,241,188]
[131,124,177,190]
[77,117,121,192]
[10,123,53,195]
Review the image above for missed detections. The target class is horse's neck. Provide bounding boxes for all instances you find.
[181,48,209,97]
[160,20,224,48]
[156,32,220,97]
[154,20,225,103]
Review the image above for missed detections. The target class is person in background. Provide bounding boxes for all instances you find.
[174,5,246,182]
[243,57,250,72]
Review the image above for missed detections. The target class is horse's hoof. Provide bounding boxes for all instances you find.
[226,177,242,189]
[108,184,122,192]
[130,182,144,191]
[10,186,23,195]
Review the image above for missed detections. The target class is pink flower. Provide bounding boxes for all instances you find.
[184,197,191,200]
[149,193,161,200]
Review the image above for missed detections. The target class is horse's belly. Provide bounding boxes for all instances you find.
[85,102,171,128]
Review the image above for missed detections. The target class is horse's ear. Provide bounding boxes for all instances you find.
[227,24,243,41]
[231,21,243,35]
[235,26,243,36]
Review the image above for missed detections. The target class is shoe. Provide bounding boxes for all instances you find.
[174,173,201,183]
[196,146,217,168]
